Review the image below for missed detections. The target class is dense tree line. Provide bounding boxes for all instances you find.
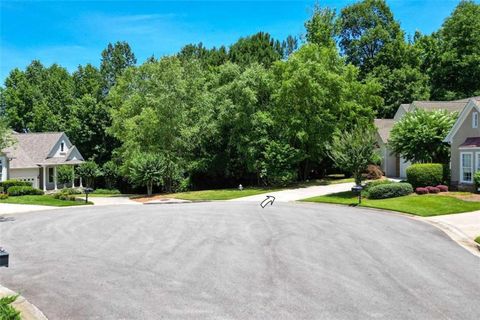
[1,0,479,192]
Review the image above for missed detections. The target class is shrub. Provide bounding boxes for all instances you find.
[363,179,394,193]
[364,164,383,180]
[474,171,480,193]
[406,163,444,188]
[52,193,77,201]
[0,186,3,194]
[92,188,121,195]
[436,185,449,192]
[0,179,31,190]
[7,186,44,196]
[0,194,8,200]
[426,186,440,194]
[0,295,21,320]
[59,188,82,195]
[415,187,429,195]
[368,182,413,199]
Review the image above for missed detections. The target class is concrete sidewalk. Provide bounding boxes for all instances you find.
[425,211,480,256]
[230,182,355,202]
[426,211,480,239]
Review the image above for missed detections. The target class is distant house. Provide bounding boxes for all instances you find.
[0,132,84,191]
[444,98,480,188]
[375,97,480,188]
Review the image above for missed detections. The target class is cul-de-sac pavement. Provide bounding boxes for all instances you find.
[1,199,479,319]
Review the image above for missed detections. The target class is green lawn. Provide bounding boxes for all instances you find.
[0,195,91,207]
[475,236,480,245]
[163,188,281,201]
[302,191,480,217]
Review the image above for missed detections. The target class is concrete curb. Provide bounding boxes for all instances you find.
[0,285,48,320]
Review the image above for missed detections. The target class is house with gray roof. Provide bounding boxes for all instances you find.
[374,97,480,183]
[0,132,84,191]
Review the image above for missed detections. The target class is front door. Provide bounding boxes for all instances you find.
[395,155,400,177]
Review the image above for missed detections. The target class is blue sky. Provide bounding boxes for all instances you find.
[0,0,465,82]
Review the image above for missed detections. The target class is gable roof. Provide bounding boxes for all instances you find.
[2,132,84,168]
[444,99,480,143]
[374,119,396,143]
[410,100,468,113]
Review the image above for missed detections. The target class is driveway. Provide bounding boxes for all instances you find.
[233,182,355,202]
[0,202,479,319]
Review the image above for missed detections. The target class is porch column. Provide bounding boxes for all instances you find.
[53,166,58,190]
[42,166,47,192]
[71,165,76,188]
[79,177,83,188]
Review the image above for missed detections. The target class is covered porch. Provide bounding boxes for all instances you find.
[38,162,84,192]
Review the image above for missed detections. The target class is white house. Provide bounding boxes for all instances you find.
[0,132,84,191]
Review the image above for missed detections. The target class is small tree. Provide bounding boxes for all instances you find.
[388,109,456,163]
[57,165,74,189]
[328,124,377,186]
[76,161,101,188]
[128,153,164,196]
[102,161,118,189]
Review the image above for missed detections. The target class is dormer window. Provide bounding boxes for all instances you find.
[60,142,65,152]
[473,112,478,128]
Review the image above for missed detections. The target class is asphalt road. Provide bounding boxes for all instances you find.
[0,202,479,320]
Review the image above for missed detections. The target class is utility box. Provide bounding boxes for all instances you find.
[0,248,9,267]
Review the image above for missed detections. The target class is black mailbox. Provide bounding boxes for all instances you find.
[0,248,9,268]
[84,187,94,203]
[351,185,363,204]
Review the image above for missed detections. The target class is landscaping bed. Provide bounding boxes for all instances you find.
[302,191,480,217]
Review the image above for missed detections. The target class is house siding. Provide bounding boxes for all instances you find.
[378,141,397,177]
[450,108,480,186]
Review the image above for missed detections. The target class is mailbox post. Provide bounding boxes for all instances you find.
[351,185,363,205]
[84,187,94,203]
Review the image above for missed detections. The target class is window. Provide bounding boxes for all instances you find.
[60,142,65,152]
[48,167,54,183]
[461,152,473,183]
[473,112,478,128]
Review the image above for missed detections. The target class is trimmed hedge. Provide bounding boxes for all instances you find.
[415,187,429,195]
[436,185,448,192]
[426,186,440,194]
[406,163,444,188]
[368,182,413,199]
[0,179,31,191]
[7,186,44,196]
[92,188,121,194]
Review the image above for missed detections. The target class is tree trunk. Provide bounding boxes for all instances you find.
[147,181,153,196]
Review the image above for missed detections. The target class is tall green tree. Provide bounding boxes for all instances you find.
[429,0,480,99]
[100,41,137,93]
[272,44,381,180]
[229,32,283,67]
[305,4,338,48]
[338,0,404,75]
